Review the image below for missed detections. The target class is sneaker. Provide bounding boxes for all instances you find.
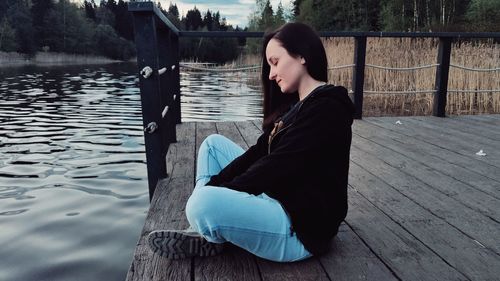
[147,228,224,259]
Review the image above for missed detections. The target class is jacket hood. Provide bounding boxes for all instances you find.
[305,84,355,116]
[277,84,355,127]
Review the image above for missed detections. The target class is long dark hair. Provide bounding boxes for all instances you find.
[261,22,328,131]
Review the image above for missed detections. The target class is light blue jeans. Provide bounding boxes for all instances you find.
[185,134,312,262]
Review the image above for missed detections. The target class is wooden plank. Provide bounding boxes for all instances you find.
[411,116,500,144]
[319,223,398,281]
[257,258,329,281]
[454,114,500,126]
[234,121,262,148]
[166,123,196,179]
[194,121,217,191]
[194,121,262,280]
[346,184,467,281]
[364,117,500,169]
[383,116,500,152]
[348,160,500,280]
[352,120,500,197]
[195,246,261,281]
[437,115,500,136]
[353,119,500,187]
[128,198,188,281]
[252,119,263,132]
[369,117,500,168]
[476,114,500,125]
[127,123,196,281]
[351,135,500,253]
[352,127,500,222]
[195,122,217,159]
[215,122,248,149]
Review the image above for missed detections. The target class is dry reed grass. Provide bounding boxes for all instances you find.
[325,37,500,116]
[236,38,500,116]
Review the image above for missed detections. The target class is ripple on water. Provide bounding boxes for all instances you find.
[0,209,29,216]
[0,164,52,178]
[0,63,151,281]
[16,154,56,162]
[0,186,148,281]
[0,62,263,281]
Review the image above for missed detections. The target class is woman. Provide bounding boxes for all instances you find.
[148,22,354,262]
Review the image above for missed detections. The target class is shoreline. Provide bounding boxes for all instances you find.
[0,51,134,67]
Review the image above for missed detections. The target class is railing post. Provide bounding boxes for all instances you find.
[171,34,181,124]
[129,8,167,200]
[157,26,176,145]
[352,36,367,119]
[433,37,452,117]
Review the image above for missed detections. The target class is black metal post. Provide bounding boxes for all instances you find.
[433,37,452,117]
[352,36,367,119]
[130,11,167,200]
[171,34,181,124]
[157,27,176,145]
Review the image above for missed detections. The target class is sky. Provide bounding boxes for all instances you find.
[158,0,294,28]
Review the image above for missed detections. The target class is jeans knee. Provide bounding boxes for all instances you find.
[202,134,219,146]
[202,134,228,149]
[185,188,220,229]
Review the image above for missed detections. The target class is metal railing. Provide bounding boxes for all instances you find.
[128,1,500,199]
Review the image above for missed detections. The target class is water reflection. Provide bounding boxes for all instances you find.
[0,62,263,281]
[0,63,147,281]
[180,70,262,121]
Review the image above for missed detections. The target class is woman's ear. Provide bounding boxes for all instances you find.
[300,56,306,64]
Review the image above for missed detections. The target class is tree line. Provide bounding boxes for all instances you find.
[1,0,498,62]
[0,0,136,60]
[0,0,244,62]
[156,2,242,63]
[247,0,499,32]
[291,0,499,32]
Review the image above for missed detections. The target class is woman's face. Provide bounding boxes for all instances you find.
[265,38,307,94]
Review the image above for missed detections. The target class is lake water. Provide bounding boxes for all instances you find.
[0,62,262,281]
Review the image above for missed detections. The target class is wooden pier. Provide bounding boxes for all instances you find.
[126,114,500,281]
[125,3,500,279]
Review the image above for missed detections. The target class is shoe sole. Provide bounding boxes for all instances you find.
[147,230,223,259]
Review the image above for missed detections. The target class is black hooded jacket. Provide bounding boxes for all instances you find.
[206,84,354,255]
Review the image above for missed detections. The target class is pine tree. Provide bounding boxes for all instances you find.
[7,0,35,54]
[185,7,203,30]
[204,10,214,31]
[96,0,115,26]
[166,3,181,28]
[466,0,500,31]
[213,11,221,30]
[248,0,267,31]
[31,0,55,50]
[275,1,286,27]
[114,0,133,40]
[83,0,97,22]
[258,0,275,30]
[0,17,18,52]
